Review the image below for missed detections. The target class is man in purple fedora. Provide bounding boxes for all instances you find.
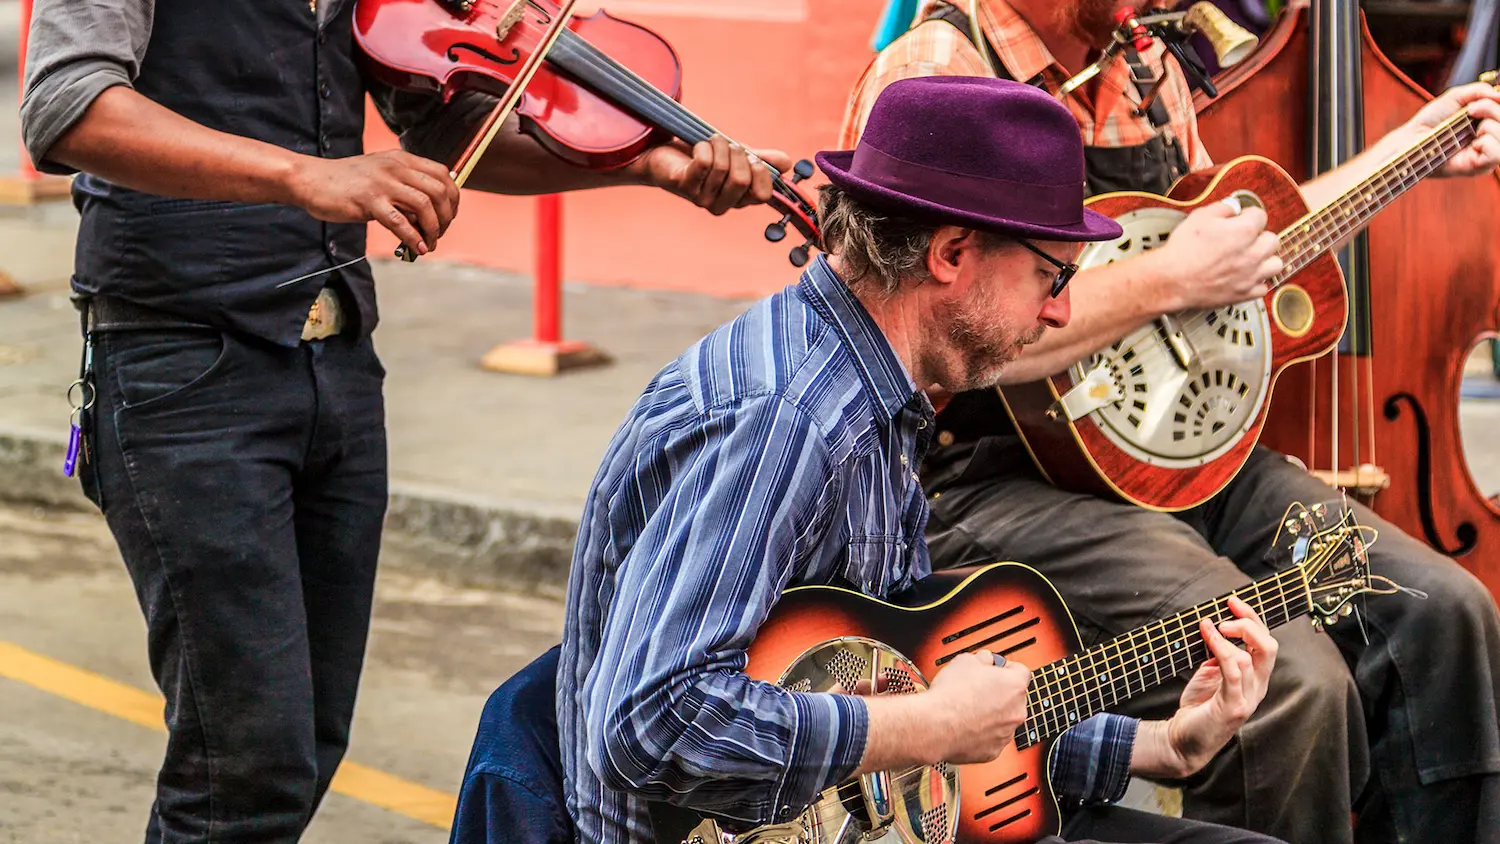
[556,75,1284,844]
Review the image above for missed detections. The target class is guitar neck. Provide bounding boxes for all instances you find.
[1015,565,1310,749]
[1274,111,1479,280]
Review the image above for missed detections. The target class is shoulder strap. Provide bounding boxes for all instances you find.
[921,1,1013,82]
[1123,47,1173,129]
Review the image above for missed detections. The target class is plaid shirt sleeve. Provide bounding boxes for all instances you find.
[1047,713,1139,805]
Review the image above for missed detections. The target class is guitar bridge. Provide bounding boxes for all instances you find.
[1047,364,1123,422]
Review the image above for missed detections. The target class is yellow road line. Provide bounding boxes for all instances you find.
[0,641,457,830]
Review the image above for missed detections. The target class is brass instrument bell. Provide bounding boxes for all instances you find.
[1181,1,1258,68]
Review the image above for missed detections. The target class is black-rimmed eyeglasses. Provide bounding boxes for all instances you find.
[1014,238,1078,298]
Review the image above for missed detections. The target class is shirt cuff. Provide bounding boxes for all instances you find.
[1049,712,1139,806]
[21,62,132,176]
[771,692,869,825]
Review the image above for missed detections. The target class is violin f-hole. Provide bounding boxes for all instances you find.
[446,42,520,66]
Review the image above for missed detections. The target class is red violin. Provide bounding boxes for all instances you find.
[353,0,822,266]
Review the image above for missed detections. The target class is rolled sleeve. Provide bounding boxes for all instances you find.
[1048,713,1139,806]
[21,0,154,175]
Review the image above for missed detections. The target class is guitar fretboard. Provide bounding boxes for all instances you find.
[1272,111,1478,284]
[1014,565,1310,749]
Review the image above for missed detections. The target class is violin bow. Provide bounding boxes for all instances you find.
[397,0,582,262]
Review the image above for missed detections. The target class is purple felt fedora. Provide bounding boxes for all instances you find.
[816,76,1122,242]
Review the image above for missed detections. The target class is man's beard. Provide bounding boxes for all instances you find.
[1057,0,1121,47]
[934,296,1047,393]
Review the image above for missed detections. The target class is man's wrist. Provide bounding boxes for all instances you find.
[1129,719,1192,780]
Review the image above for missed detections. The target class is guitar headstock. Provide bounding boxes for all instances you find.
[1274,500,1380,631]
[762,159,823,268]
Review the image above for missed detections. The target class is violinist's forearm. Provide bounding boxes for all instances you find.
[457,114,652,195]
[46,86,307,205]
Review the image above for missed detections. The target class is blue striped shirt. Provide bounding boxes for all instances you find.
[557,256,1137,844]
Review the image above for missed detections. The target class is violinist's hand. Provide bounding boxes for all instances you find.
[1130,596,1278,780]
[285,150,460,256]
[637,135,795,216]
[1401,81,1500,179]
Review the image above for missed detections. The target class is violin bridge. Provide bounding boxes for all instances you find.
[494,0,528,40]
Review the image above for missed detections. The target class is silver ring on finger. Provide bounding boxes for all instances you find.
[1220,196,1242,217]
[993,653,1007,668]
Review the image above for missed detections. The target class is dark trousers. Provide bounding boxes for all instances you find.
[1053,804,1283,844]
[79,325,388,843]
[926,441,1500,844]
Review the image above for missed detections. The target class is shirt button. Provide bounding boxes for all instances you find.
[917,418,928,430]
[328,240,339,256]
[317,29,327,44]
[320,133,331,152]
[899,454,908,466]
[319,82,331,99]
[911,471,919,482]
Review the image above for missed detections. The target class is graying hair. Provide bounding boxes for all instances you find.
[816,184,1007,296]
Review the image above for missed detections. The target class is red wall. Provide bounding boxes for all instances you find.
[361,0,883,299]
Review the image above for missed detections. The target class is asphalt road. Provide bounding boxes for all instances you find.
[0,501,565,844]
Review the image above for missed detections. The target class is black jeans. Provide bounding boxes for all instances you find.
[926,441,1500,844]
[80,325,388,843]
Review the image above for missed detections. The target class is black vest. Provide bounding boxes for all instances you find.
[70,0,376,346]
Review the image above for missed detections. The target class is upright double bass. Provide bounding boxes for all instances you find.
[1193,0,1500,595]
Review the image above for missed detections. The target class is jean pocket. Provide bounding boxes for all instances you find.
[108,329,230,410]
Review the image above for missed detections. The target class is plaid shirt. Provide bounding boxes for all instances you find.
[838,0,1213,169]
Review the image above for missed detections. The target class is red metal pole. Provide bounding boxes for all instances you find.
[534,193,562,344]
[17,0,38,181]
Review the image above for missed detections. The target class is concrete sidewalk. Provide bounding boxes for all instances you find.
[0,198,759,597]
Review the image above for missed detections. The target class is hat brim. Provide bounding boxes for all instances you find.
[815,150,1123,243]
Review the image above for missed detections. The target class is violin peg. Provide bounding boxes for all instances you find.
[765,213,792,243]
[788,239,814,268]
[792,159,815,183]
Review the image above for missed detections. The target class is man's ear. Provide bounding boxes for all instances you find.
[927,225,975,286]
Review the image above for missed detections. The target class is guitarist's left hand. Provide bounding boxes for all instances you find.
[1132,596,1278,780]
[1402,81,1500,179]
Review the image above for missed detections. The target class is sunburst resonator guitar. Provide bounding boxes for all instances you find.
[678,502,1392,844]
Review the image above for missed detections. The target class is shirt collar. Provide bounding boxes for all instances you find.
[979,0,1062,86]
[797,255,921,423]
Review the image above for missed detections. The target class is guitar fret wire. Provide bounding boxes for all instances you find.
[1021,567,1309,745]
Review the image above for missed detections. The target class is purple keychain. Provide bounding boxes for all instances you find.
[64,333,95,478]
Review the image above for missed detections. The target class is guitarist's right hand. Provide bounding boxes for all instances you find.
[926,650,1032,764]
[1146,199,1284,312]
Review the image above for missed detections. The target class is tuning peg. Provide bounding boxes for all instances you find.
[765,212,792,243]
[790,159,815,184]
[789,238,814,268]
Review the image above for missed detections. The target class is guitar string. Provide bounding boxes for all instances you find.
[1024,518,1374,741]
[1021,565,1304,741]
[1092,115,1472,382]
